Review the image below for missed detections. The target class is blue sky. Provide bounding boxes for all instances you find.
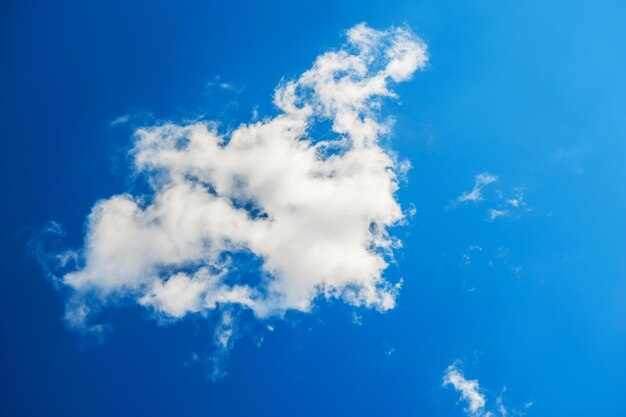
[2,1,626,416]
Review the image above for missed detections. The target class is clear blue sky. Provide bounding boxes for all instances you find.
[1,1,625,416]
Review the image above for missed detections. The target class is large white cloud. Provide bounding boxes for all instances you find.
[53,23,428,327]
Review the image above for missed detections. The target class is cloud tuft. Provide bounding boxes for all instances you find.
[443,362,487,416]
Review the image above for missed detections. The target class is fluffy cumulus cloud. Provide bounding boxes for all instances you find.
[42,24,428,331]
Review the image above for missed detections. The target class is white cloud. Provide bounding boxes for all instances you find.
[352,311,363,326]
[208,310,238,380]
[443,362,488,417]
[486,208,509,221]
[457,173,498,203]
[450,174,531,221]
[110,114,131,127]
[44,24,428,335]
[496,395,508,416]
[504,189,527,209]
[109,111,155,129]
[443,362,533,417]
[206,75,239,92]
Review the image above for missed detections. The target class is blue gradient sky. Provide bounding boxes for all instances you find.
[1,1,625,416]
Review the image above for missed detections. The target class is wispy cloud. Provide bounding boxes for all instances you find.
[209,310,237,380]
[460,244,483,266]
[496,395,508,416]
[205,75,241,93]
[109,110,155,128]
[449,173,531,221]
[554,147,584,174]
[443,361,533,417]
[35,24,428,366]
[486,208,509,222]
[443,362,487,417]
[457,173,499,203]
[110,114,131,127]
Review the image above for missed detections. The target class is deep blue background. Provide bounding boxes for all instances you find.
[2,1,625,416]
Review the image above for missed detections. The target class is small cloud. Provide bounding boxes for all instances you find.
[504,189,528,209]
[109,111,154,128]
[487,189,531,222]
[209,310,237,381]
[443,361,486,416]
[509,197,523,208]
[406,203,418,218]
[450,175,532,221]
[506,199,520,207]
[206,76,241,93]
[496,395,508,416]
[443,361,533,417]
[457,173,499,204]
[351,311,363,326]
[110,114,131,127]
[486,208,509,222]
[493,247,509,264]
[215,313,234,350]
